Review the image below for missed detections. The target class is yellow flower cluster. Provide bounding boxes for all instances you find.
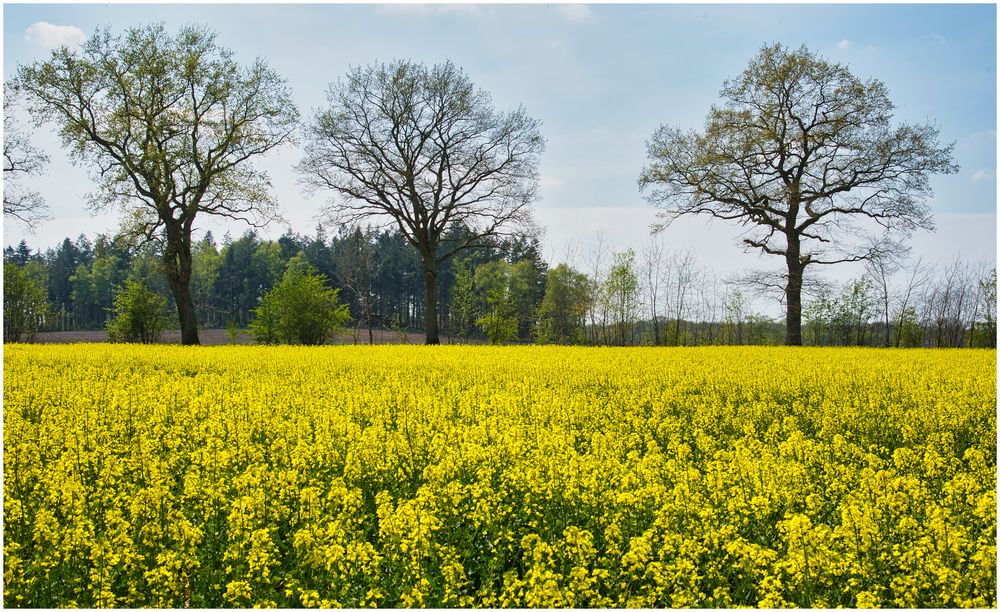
[3,344,995,607]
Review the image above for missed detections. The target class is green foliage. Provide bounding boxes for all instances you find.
[250,264,351,345]
[536,263,591,344]
[106,279,171,344]
[477,311,518,345]
[601,250,640,346]
[474,260,522,344]
[225,320,241,344]
[449,259,479,340]
[3,262,50,342]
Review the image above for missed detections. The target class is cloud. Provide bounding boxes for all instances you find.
[555,4,593,24]
[972,169,995,182]
[24,21,86,51]
[836,39,851,50]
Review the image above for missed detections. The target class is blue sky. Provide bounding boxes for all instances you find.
[3,3,996,283]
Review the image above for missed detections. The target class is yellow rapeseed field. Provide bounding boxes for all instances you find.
[3,344,996,608]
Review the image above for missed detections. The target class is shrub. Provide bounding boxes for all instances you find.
[250,265,351,345]
[106,279,170,343]
[3,262,50,343]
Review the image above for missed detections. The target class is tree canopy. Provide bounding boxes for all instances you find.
[640,43,957,345]
[299,59,545,344]
[3,87,50,229]
[16,23,298,344]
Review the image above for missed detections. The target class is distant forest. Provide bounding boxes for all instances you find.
[4,222,995,348]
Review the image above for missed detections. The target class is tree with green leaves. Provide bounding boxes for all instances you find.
[3,86,50,229]
[602,249,640,346]
[16,23,298,344]
[640,43,957,346]
[3,262,50,342]
[106,279,171,343]
[536,263,591,344]
[300,59,544,344]
[449,258,479,342]
[474,260,520,345]
[250,259,351,345]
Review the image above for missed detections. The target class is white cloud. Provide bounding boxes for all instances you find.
[24,21,86,51]
[836,39,851,50]
[555,4,593,24]
[972,169,995,182]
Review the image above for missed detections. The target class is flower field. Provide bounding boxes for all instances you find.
[3,344,996,608]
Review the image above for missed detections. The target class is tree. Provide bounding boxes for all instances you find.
[334,225,380,344]
[602,249,640,346]
[639,43,957,345]
[474,260,519,345]
[249,261,351,345]
[106,279,171,343]
[536,263,591,344]
[865,245,906,347]
[975,267,996,348]
[640,239,667,345]
[3,262,50,342]
[3,86,50,229]
[16,24,298,344]
[299,59,545,344]
[449,258,479,342]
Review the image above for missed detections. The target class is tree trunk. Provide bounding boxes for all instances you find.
[784,245,804,347]
[423,262,440,345]
[164,229,200,345]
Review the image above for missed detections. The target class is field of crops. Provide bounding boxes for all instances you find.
[3,345,996,607]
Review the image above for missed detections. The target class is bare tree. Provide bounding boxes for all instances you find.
[865,241,907,346]
[894,256,935,347]
[584,230,611,345]
[334,225,380,344]
[3,87,50,229]
[299,60,544,344]
[640,44,957,345]
[16,24,298,344]
[667,249,696,345]
[640,238,667,344]
[695,267,721,345]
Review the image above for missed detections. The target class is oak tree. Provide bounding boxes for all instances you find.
[16,24,298,344]
[640,44,957,345]
[299,60,544,344]
[3,87,50,229]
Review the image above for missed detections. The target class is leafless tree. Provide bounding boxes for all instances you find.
[334,225,380,344]
[640,238,667,344]
[299,60,544,344]
[584,231,611,345]
[894,256,935,347]
[667,249,696,345]
[865,240,908,346]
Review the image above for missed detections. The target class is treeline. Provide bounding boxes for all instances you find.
[4,226,995,348]
[2,225,548,342]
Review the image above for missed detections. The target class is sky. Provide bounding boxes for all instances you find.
[3,3,996,302]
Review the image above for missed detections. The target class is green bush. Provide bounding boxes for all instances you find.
[250,264,351,345]
[106,280,170,343]
[3,262,50,343]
